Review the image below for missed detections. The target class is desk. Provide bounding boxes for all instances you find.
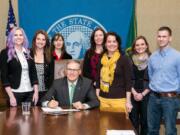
[0,107,135,135]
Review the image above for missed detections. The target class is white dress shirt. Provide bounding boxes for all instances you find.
[12,48,33,93]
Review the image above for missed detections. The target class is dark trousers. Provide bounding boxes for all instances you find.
[7,91,34,106]
[37,91,47,106]
[130,95,149,135]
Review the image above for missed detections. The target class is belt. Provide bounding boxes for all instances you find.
[152,91,179,98]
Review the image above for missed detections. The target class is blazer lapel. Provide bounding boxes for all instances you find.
[62,78,70,105]
[73,77,83,102]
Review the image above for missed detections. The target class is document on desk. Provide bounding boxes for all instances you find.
[41,107,63,113]
[106,130,135,135]
[62,109,80,112]
[41,107,79,113]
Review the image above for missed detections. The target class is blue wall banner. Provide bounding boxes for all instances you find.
[18,0,135,59]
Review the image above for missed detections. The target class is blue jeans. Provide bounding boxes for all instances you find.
[147,92,180,135]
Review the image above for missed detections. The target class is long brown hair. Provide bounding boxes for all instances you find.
[32,30,51,63]
[88,27,106,57]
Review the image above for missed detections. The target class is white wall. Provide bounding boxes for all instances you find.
[136,0,180,52]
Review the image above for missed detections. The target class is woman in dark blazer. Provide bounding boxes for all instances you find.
[0,27,38,106]
[30,30,53,105]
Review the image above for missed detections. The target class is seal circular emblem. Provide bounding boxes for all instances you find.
[47,14,107,59]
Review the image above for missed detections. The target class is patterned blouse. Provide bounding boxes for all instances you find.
[35,63,46,92]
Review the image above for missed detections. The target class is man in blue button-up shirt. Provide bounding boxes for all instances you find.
[148,26,180,135]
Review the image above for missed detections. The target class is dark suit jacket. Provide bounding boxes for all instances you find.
[0,49,38,89]
[42,76,99,109]
[30,50,53,89]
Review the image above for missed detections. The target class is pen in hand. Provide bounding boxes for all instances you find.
[48,96,59,109]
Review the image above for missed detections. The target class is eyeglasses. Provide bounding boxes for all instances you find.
[66,68,80,72]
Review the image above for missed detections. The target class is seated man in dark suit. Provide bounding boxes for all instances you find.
[42,60,99,110]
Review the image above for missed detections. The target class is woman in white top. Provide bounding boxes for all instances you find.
[0,27,39,106]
